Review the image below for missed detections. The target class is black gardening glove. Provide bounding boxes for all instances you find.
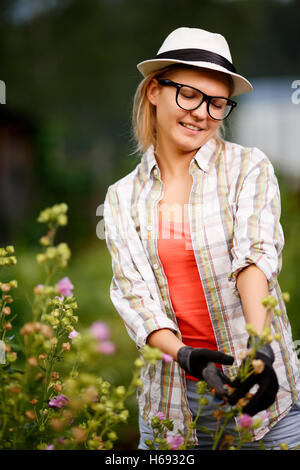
[177,346,234,383]
[226,340,279,416]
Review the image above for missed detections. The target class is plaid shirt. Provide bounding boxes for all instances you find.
[103,138,300,443]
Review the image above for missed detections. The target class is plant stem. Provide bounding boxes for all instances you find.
[212,413,233,450]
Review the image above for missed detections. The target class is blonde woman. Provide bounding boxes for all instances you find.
[103,27,300,449]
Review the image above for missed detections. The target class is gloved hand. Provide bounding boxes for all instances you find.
[226,340,279,416]
[177,346,234,382]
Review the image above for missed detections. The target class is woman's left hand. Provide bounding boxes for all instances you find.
[226,342,279,416]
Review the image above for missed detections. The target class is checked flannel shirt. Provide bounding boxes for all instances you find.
[103,137,300,444]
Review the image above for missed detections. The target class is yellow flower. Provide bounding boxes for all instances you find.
[261,327,272,342]
[115,386,126,397]
[57,214,68,226]
[261,295,278,309]
[245,323,258,336]
[134,358,145,368]
[282,292,290,303]
[279,442,289,450]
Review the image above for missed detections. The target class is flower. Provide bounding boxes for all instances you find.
[68,330,79,342]
[72,426,87,443]
[279,442,289,450]
[261,295,278,309]
[282,292,290,303]
[245,323,258,336]
[162,353,173,362]
[155,411,166,421]
[89,321,110,341]
[57,438,66,445]
[56,277,74,297]
[97,341,116,355]
[48,394,68,409]
[45,444,54,450]
[166,434,184,450]
[25,410,36,421]
[28,357,39,367]
[34,284,44,295]
[237,414,253,430]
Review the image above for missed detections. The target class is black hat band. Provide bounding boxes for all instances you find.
[155,48,237,74]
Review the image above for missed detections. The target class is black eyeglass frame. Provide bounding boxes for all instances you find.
[157,78,237,121]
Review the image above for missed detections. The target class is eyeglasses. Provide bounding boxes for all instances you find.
[158,78,237,121]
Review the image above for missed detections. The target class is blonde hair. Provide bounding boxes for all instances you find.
[132,64,233,155]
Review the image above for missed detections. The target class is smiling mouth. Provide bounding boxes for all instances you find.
[180,122,203,132]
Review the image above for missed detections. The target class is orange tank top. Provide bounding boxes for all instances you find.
[157,216,218,381]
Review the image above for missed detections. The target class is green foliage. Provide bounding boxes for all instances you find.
[0,203,140,450]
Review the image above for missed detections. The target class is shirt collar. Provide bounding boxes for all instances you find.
[142,138,220,179]
[193,138,219,173]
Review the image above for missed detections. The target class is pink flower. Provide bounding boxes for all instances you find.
[155,411,166,421]
[68,329,79,342]
[45,444,54,450]
[48,394,68,409]
[57,277,74,297]
[97,341,116,355]
[166,434,184,450]
[237,414,253,430]
[89,321,110,341]
[57,437,66,445]
[162,353,173,363]
[34,284,44,294]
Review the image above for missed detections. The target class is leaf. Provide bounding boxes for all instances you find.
[258,439,267,450]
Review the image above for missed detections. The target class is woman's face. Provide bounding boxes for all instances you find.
[147,67,231,158]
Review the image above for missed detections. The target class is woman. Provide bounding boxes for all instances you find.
[103,27,300,449]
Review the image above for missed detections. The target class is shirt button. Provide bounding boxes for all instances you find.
[153,263,159,269]
[147,225,152,231]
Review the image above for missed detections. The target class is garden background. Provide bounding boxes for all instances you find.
[1,0,300,450]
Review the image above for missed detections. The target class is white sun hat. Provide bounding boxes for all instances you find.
[137,27,253,97]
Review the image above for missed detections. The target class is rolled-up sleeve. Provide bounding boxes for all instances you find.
[103,186,178,349]
[228,150,284,294]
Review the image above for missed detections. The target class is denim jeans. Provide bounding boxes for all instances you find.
[138,380,300,450]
